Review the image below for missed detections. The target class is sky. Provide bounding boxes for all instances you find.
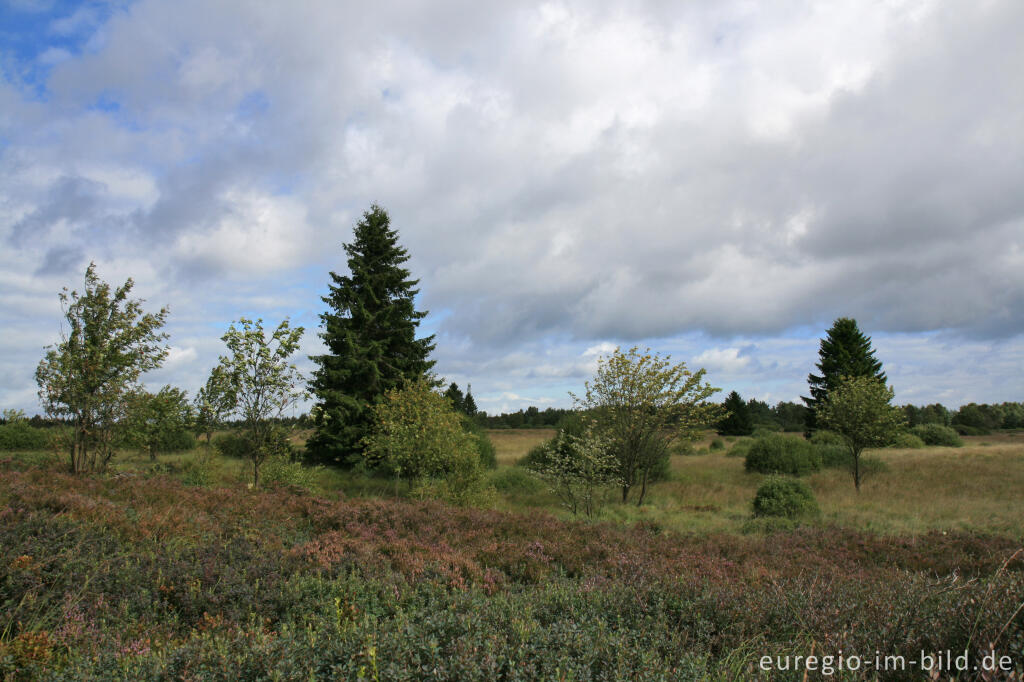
[1,0,1022,417]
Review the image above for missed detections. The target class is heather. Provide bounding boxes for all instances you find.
[2,459,1022,680]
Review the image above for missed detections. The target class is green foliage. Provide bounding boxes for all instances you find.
[0,422,53,451]
[709,438,725,451]
[180,448,216,487]
[573,346,723,505]
[911,423,964,447]
[803,318,886,431]
[726,438,753,458]
[123,385,194,460]
[261,454,322,492]
[193,365,237,444]
[809,429,844,446]
[527,424,621,518]
[35,262,169,473]
[744,434,822,476]
[717,390,753,436]
[488,467,543,495]
[816,375,905,491]
[212,432,251,458]
[752,476,820,519]
[363,379,492,505]
[307,205,436,467]
[891,431,926,449]
[218,317,305,487]
[463,415,497,469]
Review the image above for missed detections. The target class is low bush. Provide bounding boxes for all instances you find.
[953,424,989,437]
[752,476,819,519]
[213,432,252,458]
[463,417,497,469]
[809,429,844,446]
[180,449,216,487]
[489,467,543,495]
[0,422,53,451]
[708,438,725,452]
[912,424,963,447]
[157,428,196,452]
[261,454,322,492]
[891,431,926,449]
[744,434,821,476]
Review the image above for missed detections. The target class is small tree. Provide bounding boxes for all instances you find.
[573,346,723,505]
[816,375,905,491]
[35,263,169,473]
[803,317,886,431]
[528,424,620,518]
[463,385,477,417]
[124,385,193,460]
[717,390,754,436]
[193,365,237,445]
[363,378,482,494]
[218,317,305,487]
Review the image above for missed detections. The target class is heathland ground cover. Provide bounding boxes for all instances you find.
[1,430,1023,679]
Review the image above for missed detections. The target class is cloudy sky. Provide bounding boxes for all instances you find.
[2,0,1022,416]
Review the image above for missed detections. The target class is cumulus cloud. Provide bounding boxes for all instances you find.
[0,0,1021,413]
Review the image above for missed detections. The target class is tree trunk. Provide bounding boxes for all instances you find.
[853,450,861,492]
[637,467,649,506]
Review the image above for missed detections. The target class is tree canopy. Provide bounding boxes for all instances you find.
[307,205,435,467]
[35,262,169,473]
[803,317,886,431]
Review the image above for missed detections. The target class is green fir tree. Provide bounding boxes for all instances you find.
[306,206,435,467]
[803,317,886,431]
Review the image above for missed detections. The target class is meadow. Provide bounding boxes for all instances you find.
[1,429,1022,679]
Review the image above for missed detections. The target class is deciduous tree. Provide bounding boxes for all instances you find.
[124,385,193,460]
[816,375,905,491]
[572,346,722,505]
[35,263,169,473]
[218,317,305,487]
[193,365,237,445]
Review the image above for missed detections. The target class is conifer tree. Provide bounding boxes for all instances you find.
[307,205,435,466]
[802,317,886,431]
[463,385,477,417]
[717,390,753,436]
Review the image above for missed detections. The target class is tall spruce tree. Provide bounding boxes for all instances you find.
[802,317,886,431]
[717,390,753,436]
[307,205,435,466]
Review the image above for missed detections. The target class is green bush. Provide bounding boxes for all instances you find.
[463,417,497,469]
[213,432,252,458]
[180,449,216,487]
[157,428,196,452]
[953,424,988,437]
[744,434,821,476]
[891,431,926,449]
[261,455,322,492]
[809,429,844,446]
[751,426,783,438]
[752,476,819,519]
[708,438,725,452]
[911,424,963,447]
[816,443,850,469]
[489,467,543,495]
[0,423,53,451]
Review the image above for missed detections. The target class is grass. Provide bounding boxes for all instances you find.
[487,428,556,466]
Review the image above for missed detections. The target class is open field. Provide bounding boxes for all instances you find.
[2,431,1023,678]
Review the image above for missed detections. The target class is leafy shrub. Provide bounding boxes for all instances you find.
[953,424,989,436]
[489,467,543,495]
[810,429,844,446]
[180,449,216,486]
[463,417,497,469]
[518,443,550,468]
[751,426,783,438]
[261,455,322,492]
[213,432,252,458]
[0,422,53,451]
[752,476,819,519]
[891,431,926,449]
[744,434,821,476]
[157,428,196,452]
[708,438,725,451]
[912,424,963,447]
